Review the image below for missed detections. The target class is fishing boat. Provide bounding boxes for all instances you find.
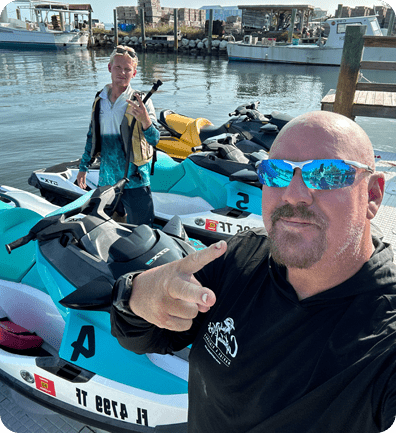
[0,0,91,50]
[227,15,396,66]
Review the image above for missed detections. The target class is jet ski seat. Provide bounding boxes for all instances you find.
[0,207,42,282]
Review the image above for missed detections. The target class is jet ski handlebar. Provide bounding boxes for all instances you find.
[5,232,36,254]
[5,179,130,254]
[228,101,260,117]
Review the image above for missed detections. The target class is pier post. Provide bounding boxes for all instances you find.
[333,25,366,119]
[59,12,65,31]
[140,8,146,51]
[208,9,213,54]
[113,9,118,46]
[88,10,93,48]
[288,9,297,43]
[335,4,343,18]
[387,9,395,36]
[174,9,178,53]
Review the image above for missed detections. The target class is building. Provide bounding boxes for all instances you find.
[117,0,205,28]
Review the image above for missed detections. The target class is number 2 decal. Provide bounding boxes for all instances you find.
[236,192,249,210]
[71,325,96,361]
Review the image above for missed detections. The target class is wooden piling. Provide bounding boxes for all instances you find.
[208,9,213,54]
[387,10,395,36]
[140,8,146,51]
[335,4,343,18]
[174,9,178,52]
[332,25,366,119]
[59,12,65,31]
[113,9,118,46]
[288,9,297,43]
[87,10,93,48]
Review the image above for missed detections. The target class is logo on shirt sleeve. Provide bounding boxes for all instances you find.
[203,317,238,367]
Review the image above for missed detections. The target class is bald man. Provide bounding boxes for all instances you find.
[111,111,395,433]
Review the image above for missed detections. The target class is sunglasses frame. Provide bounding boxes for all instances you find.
[115,46,137,59]
[257,159,374,190]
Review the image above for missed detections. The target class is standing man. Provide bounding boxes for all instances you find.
[111,111,396,432]
[77,45,159,226]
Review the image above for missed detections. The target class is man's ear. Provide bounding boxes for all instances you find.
[132,69,137,78]
[367,173,385,220]
[108,63,112,73]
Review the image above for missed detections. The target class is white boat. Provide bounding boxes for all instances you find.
[92,18,105,29]
[0,0,91,50]
[227,15,396,66]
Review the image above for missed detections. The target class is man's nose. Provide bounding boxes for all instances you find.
[281,169,314,206]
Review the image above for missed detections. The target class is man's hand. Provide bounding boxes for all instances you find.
[130,240,227,332]
[77,171,87,190]
[126,93,152,130]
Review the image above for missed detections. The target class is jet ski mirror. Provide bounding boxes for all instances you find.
[260,123,279,134]
[229,169,259,184]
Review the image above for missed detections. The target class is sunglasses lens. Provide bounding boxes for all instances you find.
[116,47,136,58]
[257,159,356,190]
[257,160,293,187]
[302,160,355,190]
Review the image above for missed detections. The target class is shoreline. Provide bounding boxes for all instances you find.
[89,31,230,57]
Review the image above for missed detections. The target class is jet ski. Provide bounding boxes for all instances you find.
[0,179,208,432]
[156,102,293,160]
[28,135,267,246]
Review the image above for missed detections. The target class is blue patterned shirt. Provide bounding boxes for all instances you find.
[80,84,159,189]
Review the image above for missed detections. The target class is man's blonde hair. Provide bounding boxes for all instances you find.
[109,45,138,66]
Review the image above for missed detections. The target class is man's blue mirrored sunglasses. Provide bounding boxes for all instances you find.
[257,159,374,190]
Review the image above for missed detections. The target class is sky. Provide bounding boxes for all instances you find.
[0,0,395,23]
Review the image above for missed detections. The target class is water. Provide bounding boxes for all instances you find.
[1,47,396,193]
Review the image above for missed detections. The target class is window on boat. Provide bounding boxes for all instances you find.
[337,22,362,33]
[369,19,382,36]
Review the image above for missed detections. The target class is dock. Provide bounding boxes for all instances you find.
[321,27,396,119]
[321,88,396,119]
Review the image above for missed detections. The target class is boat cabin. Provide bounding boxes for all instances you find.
[237,4,315,33]
[325,15,383,48]
[2,1,93,32]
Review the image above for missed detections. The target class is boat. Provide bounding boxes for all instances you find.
[92,18,105,30]
[227,15,396,66]
[0,1,91,50]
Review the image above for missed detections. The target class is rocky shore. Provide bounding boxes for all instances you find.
[90,32,231,56]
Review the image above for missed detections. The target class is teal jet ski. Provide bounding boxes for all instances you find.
[0,179,206,432]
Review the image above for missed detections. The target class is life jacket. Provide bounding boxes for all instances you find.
[90,91,153,167]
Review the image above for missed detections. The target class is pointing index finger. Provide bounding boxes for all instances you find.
[178,240,227,276]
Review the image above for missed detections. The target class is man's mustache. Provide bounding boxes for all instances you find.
[271,204,327,229]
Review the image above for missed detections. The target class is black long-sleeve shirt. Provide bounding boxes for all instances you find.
[111,229,396,432]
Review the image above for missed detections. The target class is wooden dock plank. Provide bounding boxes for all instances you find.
[356,82,396,92]
[363,36,396,48]
[365,91,375,105]
[384,92,393,106]
[374,91,384,106]
[355,90,366,105]
[321,89,396,119]
[360,61,396,71]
